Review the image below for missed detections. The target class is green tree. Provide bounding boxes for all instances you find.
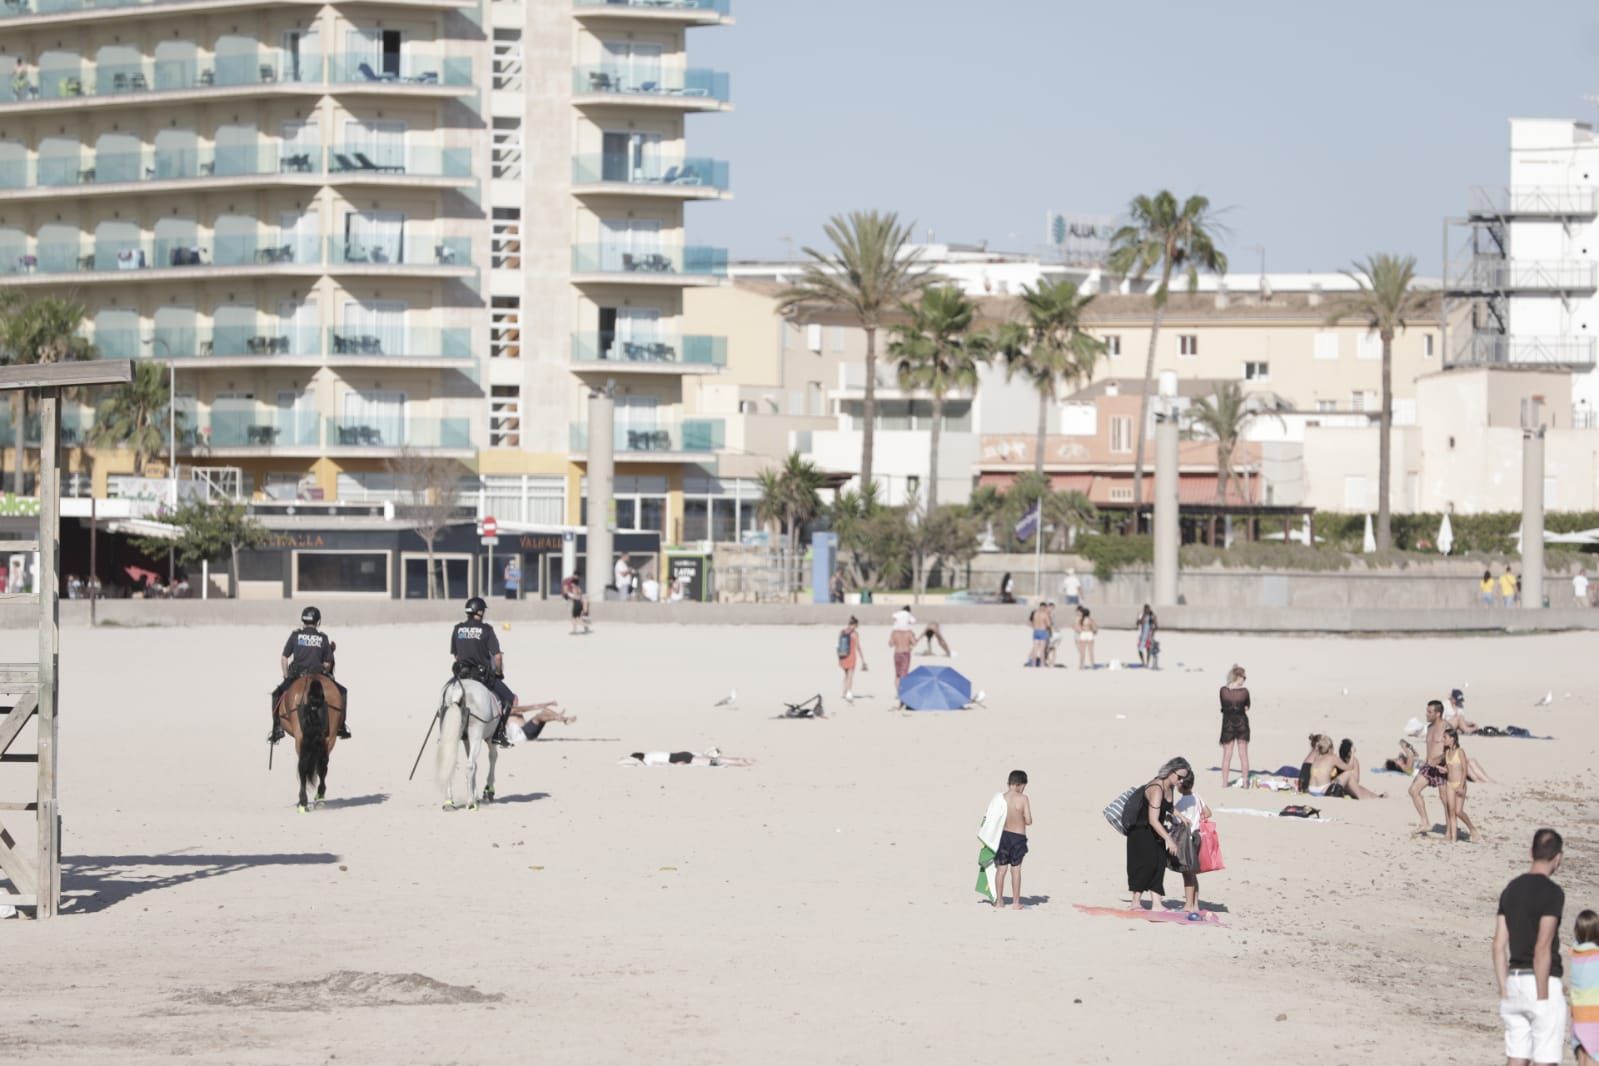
[89,360,174,475]
[1186,381,1282,504]
[778,210,929,494]
[0,294,93,494]
[133,497,270,598]
[828,486,914,593]
[995,280,1105,474]
[1107,191,1228,518]
[755,452,827,596]
[889,286,989,517]
[1323,254,1429,551]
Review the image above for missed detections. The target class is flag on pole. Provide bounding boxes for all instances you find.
[1014,499,1041,543]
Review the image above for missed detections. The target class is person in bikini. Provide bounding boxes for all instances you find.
[1443,728,1485,843]
[1300,734,1349,796]
[1385,739,1419,775]
[918,621,952,657]
[1334,739,1385,799]
[1409,699,1449,835]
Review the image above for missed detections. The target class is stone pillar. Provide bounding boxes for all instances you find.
[1522,427,1545,609]
[1153,403,1180,607]
[585,390,614,598]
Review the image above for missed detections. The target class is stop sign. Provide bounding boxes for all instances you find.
[482,515,498,537]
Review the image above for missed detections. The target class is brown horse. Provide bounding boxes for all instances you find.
[275,674,346,812]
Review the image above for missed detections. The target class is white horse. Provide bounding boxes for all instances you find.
[435,678,501,810]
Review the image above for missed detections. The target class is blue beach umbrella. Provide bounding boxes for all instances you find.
[898,664,973,711]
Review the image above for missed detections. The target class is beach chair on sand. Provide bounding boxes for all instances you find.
[782,695,824,719]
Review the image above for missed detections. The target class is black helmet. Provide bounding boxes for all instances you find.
[464,596,487,616]
[301,606,321,626]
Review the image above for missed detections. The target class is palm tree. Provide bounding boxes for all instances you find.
[1186,381,1281,504]
[888,286,990,517]
[0,295,93,493]
[1324,254,1429,550]
[755,452,827,593]
[778,210,929,494]
[1107,191,1228,521]
[89,360,173,475]
[996,279,1105,475]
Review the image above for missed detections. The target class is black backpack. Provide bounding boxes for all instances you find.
[836,630,852,658]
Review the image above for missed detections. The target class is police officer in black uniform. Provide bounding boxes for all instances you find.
[451,596,516,747]
[269,606,351,742]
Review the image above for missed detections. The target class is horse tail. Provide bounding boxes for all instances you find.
[435,680,464,787]
[298,681,328,787]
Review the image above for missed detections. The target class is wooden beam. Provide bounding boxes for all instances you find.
[0,540,39,552]
[0,692,37,755]
[0,360,132,391]
[36,393,60,918]
[0,819,36,896]
[0,594,40,604]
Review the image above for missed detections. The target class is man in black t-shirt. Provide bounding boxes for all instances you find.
[1494,827,1567,1066]
[450,597,517,747]
[269,606,350,742]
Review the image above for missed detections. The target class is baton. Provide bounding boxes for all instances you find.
[268,737,274,771]
[408,708,441,781]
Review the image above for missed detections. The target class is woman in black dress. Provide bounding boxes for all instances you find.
[1126,756,1191,909]
[1219,664,1251,789]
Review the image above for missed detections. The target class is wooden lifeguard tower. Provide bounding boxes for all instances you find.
[0,359,132,918]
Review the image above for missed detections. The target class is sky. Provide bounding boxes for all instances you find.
[686,0,1599,273]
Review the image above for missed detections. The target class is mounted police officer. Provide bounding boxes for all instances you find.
[451,596,515,747]
[269,606,351,743]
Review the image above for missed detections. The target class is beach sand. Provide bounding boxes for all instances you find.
[0,620,1594,1064]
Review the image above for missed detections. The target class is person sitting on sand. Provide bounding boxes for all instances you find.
[1333,739,1386,799]
[918,622,951,657]
[1301,734,1350,797]
[1443,728,1484,844]
[618,747,754,768]
[1443,688,1479,734]
[505,703,577,744]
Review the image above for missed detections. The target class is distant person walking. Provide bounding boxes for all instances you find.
[1073,606,1098,669]
[1480,570,1497,607]
[1061,568,1082,606]
[1494,828,1566,1066]
[1500,567,1518,608]
[837,616,867,702]
[1577,570,1591,608]
[1135,604,1158,668]
[502,556,521,600]
[1026,601,1051,668]
[999,572,1015,605]
[562,572,590,634]
[1218,665,1252,789]
[889,623,915,703]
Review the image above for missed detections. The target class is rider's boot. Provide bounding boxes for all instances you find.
[491,710,512,748]
[268,702,285,743]
[336,713,352,740]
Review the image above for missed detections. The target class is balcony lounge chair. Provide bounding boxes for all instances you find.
[112,72,128,92]
[129,72,146,91]
[406,71,439,84]
[587,71,615,92]
[331,153,359,173]
[357,62,398,83]
[259,64,276,83]
[353,152,404,174]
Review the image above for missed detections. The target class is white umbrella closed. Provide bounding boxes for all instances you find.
[1438,513,1454,556]
[1362,514,1376,553]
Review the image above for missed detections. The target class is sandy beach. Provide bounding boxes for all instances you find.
[1,618,1595,1064]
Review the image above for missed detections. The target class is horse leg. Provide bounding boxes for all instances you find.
[484,738,498,803]
[294,737,310,812]
[316,740,330,805]
[465,727,481,811]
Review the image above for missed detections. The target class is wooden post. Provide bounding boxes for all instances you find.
[36,390,60,918]
[89,492,97,626]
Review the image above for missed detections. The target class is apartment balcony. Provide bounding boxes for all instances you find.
[203,407,321,450]
[568,417,725,461]
[325,415,471,454]
[1,0,474,29]
[327,235,473,277]
[1449,258,1599,294]
[0,408,96,447]
[571,66,731,110]
[1468,186,1599,220]
[571,154,729,199]
[0,141,471,200]
[88,326,472,368]
[570,332,725,374]
[1450,333,1598,369]
[1,50,470,115]
[572,0,731,25]
[570,244,727,286]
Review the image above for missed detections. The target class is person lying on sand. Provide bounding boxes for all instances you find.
[1384,739,1418,775]
[505,703,577,744]
[618,747,755,768]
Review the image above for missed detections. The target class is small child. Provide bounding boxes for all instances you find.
[1174,771,1209,922]
[1571,909,1599,1066]
[992,770,1032,910]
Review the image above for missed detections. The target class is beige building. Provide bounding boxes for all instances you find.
[478,0,732,543]
[1,0,487,498]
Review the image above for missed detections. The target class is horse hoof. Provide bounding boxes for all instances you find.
[442,802,456,811]
[467,802,478,812]
[297,805,308,814]
[482,790,495,804]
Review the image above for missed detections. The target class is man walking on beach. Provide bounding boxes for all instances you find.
[1494,828,1566,1066]
[889,624,915,705]
[1574,569,1589,608]
[1409,700,1448,835]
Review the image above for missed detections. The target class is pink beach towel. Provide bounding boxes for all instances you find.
[1073,903,1228,928]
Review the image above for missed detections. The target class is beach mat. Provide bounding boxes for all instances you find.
[1472,729,1555,740]
[1207,765,1301,779]
[1073,903,1227,928]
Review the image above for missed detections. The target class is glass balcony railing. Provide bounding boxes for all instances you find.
[328,54,471,87]
[327,143,471,178]
[91,327,321,359]
[5,53,324,104]
[571,244,727,277]
[204,407,320,448]
[1,235,320,276]
[571,333,725,367]
[571,154,729,191]
[0,408,96,447]
[571,65,730,103]
[569,418,725,453]
[329,327,471,359]
[328,235,470,268]
[573,0,730,12]
[4,0,470,21]
[326,415,470,449]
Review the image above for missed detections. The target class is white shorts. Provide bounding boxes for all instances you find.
[1500,974,1568,1064]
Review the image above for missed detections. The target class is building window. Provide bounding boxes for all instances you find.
[806,323,822,352]
[1356,333,1381,360]
[1316,399,1335,413]
[1109,486,1133,502]
[806,381,824,417]
[1110,414,1133,453]
[1350,390,1376,412]
[1103,334,1121,356]
[491,296,520,359]
[296,551,390,595]
[682,476,760,544]
[1314,331,1339,360]
[830,326,845,352]
[1424,333,1435,357]
[1244,361,1269,381]
[490,385,521,447]
[1178,334,1198,357]
[492,207,521,270]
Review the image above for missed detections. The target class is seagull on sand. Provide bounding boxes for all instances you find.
[713,689,737,707]
[1533,691,1553,707]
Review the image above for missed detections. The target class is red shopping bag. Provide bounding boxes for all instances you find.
[1197,818,1225,873]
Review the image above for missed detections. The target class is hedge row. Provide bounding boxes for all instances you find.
[1312,512,1599,555]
